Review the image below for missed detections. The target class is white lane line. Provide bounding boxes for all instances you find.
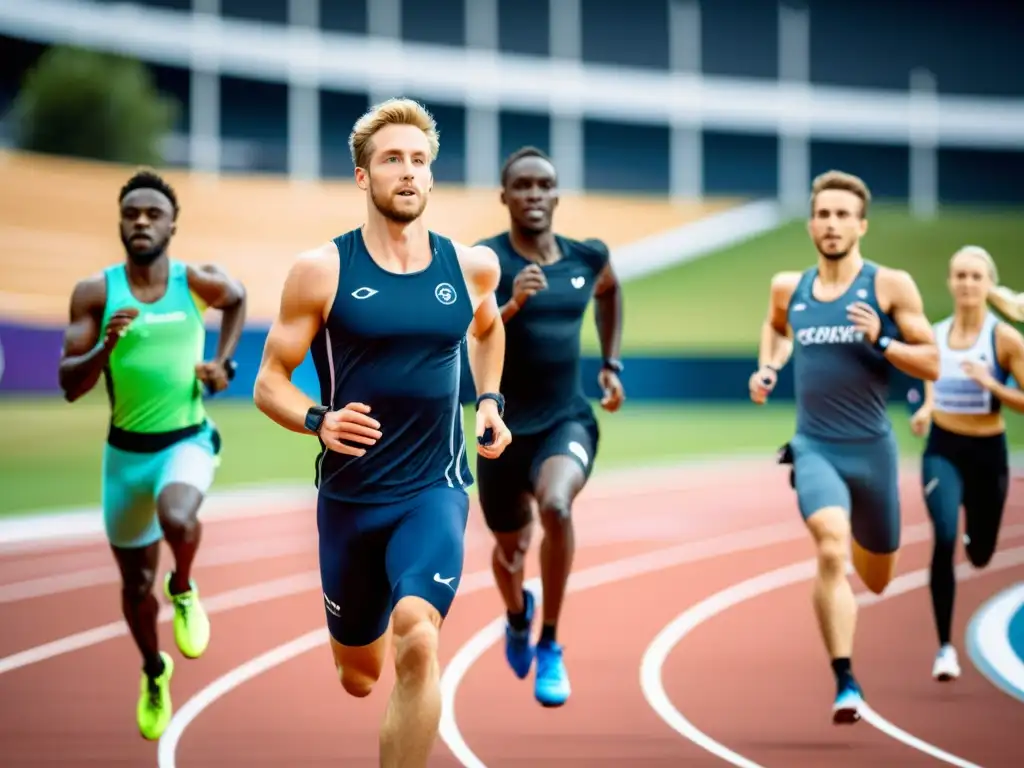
[0,469,790,677]
[965,582,1024,704]
[157,520,810,768]
[156,567,498,767]
[1,458,765,549]
[0,571,320,675]
[0,484,315,550]
[640,543,1024,768]
[0,534,316,603]
[5,454,1019,552]
[436,520,957,768]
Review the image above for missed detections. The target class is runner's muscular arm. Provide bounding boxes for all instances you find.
[187,263,248,365]
[591,246,623,364]
[253,248,334,433]
[878,269,940,381]
[759,271,799,370]
[460,243,505,397]
[989,324,1024,414]
[58,275,111,402]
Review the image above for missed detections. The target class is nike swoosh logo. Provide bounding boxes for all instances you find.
[433,573,456,588]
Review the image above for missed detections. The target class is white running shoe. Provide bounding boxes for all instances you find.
[932,644,961,682]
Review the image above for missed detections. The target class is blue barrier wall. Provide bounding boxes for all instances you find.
[0,322,922,409]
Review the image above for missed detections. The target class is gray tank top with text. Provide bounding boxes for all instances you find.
[787,261,899,441]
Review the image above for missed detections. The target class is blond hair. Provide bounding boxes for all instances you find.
[810,170,872,217]
[950,245,999,284]
[348,98,440,169]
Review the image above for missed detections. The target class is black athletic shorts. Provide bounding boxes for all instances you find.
[475,414,599,533]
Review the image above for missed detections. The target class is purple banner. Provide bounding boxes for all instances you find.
[0,322,63,393]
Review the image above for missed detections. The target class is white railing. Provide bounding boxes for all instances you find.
[2,0,1022,148]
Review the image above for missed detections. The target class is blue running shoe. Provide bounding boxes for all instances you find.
[832,677,863,725]
[534,640,570,707]
[504,589,535,679]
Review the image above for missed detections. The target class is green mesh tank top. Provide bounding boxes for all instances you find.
[101,260,208,439]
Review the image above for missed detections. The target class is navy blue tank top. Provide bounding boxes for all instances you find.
[476,232,608,435]
[310,228,474,504]
[787,261,899,441]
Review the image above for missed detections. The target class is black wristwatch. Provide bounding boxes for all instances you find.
[304,405,329,435]
[602,358,624,374]
[476,392,505,417]
[874,335,893,353]
[222,358,238,382]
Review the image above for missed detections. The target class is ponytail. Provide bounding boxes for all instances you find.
[989,285,1024,322]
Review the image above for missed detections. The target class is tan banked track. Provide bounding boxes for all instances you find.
[0,151,739,324]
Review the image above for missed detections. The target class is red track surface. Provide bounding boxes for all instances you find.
[1,461,1021,767]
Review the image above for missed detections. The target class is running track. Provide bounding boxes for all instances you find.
[0,458,1021,767]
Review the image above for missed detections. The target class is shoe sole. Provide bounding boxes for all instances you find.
[508,662,532,680]
[536,694,569,708]
[139,723,171,741]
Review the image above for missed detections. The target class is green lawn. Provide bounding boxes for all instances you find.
[3,392,1022,516]
[582,204,1024,353]
[5,205,1024,515]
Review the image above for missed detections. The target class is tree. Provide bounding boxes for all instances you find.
[12,45,178,166]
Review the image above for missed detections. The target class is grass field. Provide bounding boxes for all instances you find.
[3,392,1022,516]
[582,205,1024,353]
[4,205,1024,516]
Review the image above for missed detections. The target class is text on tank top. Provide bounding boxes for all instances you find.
[787,261,899,441]
[102,260,208,437]
[477,232,609,434]
[310,228,475,504]
[932,312,1009,415]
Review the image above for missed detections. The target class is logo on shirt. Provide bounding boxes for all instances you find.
[796,324,865,346]
[351,287,379,300]
[571,276,586,289]
[143,310,187,324]
[435,282,457,305]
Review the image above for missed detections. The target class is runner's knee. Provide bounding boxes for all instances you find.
[537,495,572,532]
[494,527,531,572]
[392,599,440,685]
[156,483,202,535]
[807,508,850,578]
[331,637,385,698]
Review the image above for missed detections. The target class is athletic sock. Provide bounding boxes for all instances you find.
[168,570,191,596]
[930,544,956,646]
[831,657,853,689]
[507,590,530,632]
[539,623,557,645]
[144,653,165,680]
[507,608,529,632]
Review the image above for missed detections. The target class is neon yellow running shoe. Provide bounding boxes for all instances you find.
[164,573,211,659]
[137,652,174,740]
